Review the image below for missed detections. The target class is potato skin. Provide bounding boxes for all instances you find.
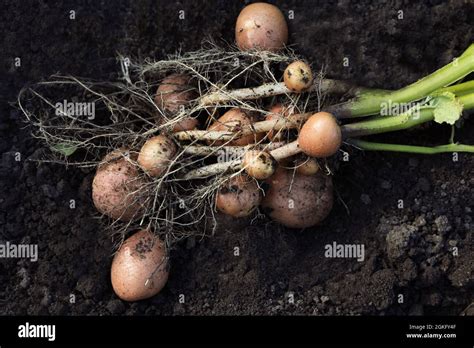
[111,230,169,301]
[209,108,263,146]
[216,175,262,217]
[298,112,342,158]
[265,104,292,142]
[155,73,196,113]
[138,135,177,177]
[284,61,313,92]
[155,74,198,132]
[92,149,146,221]
[262,168,333,228]
[295,157,320,176]
[171,117,199,132]
[235,2,288,51]
[242,150,277,180]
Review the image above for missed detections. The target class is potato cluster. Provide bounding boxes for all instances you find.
[90,2,341,302]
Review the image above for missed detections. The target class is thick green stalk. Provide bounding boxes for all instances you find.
[341,108,434,137]
[346,79,474,100]
[348,139,474,154]
[329,44,474,118]
[350,80,474,123]
[341,93,474,137]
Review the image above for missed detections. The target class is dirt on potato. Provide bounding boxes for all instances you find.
[0,0,473,315]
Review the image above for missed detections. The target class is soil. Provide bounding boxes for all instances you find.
[1,0,473,316]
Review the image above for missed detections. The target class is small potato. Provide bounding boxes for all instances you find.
[265,104,293,141]
[295,156,320,176]
[298,112,341,158]
[235,2,288,52]
[138,135,177,177]
[155,74,196,113]
[155,74,198,132]
[171,117,199,132]
[92,149,146,221]
[111,229,169,301]
[242,150,277,180]
[262,168,333,228]
[208,108,263,146]
[215,174,262,217]
[284,61,313,93]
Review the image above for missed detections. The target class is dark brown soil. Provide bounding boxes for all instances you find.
[0,0,473,316]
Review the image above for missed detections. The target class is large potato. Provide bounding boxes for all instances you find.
[262,168,333,228]
[92,149,146,221]
[111,229,169,301]
[235,2,288,51]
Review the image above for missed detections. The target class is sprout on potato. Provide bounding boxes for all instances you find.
[111,229,169,302]
[284,61,313,93]
[235,2,288,52]
[92,148,146,221]
[138,135,177,177]
[262,168,333,228]
[215,174,262,217]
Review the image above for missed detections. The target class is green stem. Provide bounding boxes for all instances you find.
[353,80,474,100]
[449,126,455,144]
[351,80,474,122]
[341,107,434,137]
[329,44,474,118]
[348,139,474,154]
[342,93,474,137]
[438,80,474,96]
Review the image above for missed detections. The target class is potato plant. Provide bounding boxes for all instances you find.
[17,2,474,301]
